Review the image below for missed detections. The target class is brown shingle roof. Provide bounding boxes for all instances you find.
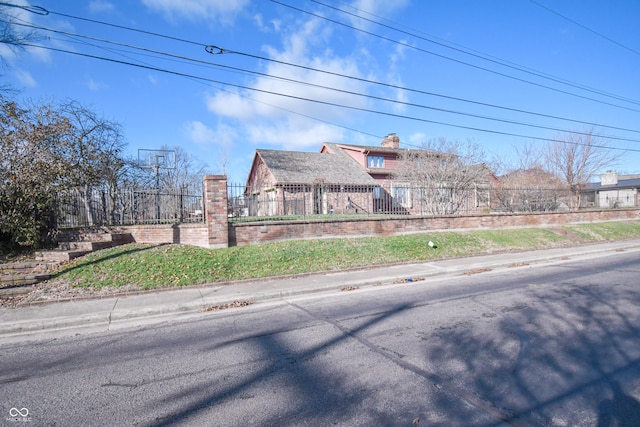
[256,149,377,186]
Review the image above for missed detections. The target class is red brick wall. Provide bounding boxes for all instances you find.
[229,209,640,246]
[125,224,209,247]
[204,175,229,248]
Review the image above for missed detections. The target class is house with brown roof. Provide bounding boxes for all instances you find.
[244,134,495,217]
[244,147,379,216]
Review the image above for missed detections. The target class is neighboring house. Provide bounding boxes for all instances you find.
[583,172,640,208]
[243,149,378,216]
[244,134,496,216]
[494,168,568,212]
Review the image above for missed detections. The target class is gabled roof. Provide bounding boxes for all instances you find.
[324,142,424,155]
[332,143,405,153]
[256,149,377,186]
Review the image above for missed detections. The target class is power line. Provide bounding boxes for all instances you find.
[528,0,640,57]
[272,0,640,113]
[11,3,640,133]
[223,48,640,135]
[311,0,640,107]
[13,18,640,143]
[6,3,640,154]
[21,43,640,154]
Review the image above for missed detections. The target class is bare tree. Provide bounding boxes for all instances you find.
[491,142,568,212]
[493,167,567,212]
[157,145,210,193]
[545,129,622,209]
[57,100,127,225]
[393,137,491,215]
[0,96,129,247]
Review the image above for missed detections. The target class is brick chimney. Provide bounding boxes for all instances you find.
[381,133,400,149]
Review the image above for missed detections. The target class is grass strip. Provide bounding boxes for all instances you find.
[52,220,640,290]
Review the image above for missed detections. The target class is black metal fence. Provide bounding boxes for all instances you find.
[54,183,638,228]
[56,187,204,228]
[227,182,494,219]
[228,182,639,221]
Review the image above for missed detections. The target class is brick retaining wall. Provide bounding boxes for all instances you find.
[229,209,640,247]
[126,224,210,247]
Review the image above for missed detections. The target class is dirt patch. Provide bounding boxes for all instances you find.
[0,279,142,308]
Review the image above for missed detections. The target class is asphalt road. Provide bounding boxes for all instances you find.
[1,250,640,426]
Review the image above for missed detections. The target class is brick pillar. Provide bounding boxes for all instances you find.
[203,175,228,248]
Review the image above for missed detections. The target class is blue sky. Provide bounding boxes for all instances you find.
[2,0,640,182]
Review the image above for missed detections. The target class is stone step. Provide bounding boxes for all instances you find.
[0,260,56,295]
[56,230,133,244]
[0,261,58,275]
[0,284,37,296]
[34,231,134,263]
[56,241,114,251]
[0,273,52,287]
[34,249,89,263]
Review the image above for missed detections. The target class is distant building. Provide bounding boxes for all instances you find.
[584,172,640,208]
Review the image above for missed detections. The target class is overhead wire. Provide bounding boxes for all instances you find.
[7,0,640,114]
[310,0,640,107]
[271,0,640,113]
[528,0,640,57]
[4,2,639,154]
[10,18,640,143]
[19,42,640,154]
[7,14,640,138]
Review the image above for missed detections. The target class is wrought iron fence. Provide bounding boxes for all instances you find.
[55,187,204,228]
[228,182,638,221]
[55,183,636,228]
[228,182,493,219]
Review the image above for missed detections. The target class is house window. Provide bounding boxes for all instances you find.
[392,185,411,208]
[367,155,385,168]
[373,186,382,199]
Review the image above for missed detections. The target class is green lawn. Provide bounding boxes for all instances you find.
[53,220,640,290]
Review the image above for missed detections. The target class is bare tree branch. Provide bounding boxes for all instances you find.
[546,129,622,209]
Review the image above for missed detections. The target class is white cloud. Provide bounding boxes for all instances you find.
[409,132,428,145]
[347,0,411,31]
[88,1,115,14]
[184,120,235,149]
[86,78,107,91]
[206,89,256,121]
[253,14,281,33]
[247,119,344,150]
[141,0,250,24]
[14,69,36,87]
[386,42,410,114]
[205,16,370,150]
